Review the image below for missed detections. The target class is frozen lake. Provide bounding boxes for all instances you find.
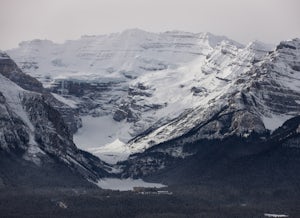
[95,178,166,191]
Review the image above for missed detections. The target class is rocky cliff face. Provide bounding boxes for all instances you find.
[0,52,81,134]
[0,54,110,187]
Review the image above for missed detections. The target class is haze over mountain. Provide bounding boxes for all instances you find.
[1,0,300,50]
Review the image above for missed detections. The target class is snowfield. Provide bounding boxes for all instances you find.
[73,115,132,164]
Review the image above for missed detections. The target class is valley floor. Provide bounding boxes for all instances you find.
[0,185,299,218]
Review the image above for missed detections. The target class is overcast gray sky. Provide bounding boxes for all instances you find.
[1,0,299,50]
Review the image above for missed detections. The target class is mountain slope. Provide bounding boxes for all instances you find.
[118,38,300,182]
[121,115,300,187]
[0,52,81,133]
[126,39,300,153]
[0,53,109,188]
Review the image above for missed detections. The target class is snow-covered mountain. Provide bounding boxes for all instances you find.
[0,52,110,187]
[7,29,238,86]
[6,30,299,167]
[7,29,243,163]
[121,39,300,178]
[127,39,300,153]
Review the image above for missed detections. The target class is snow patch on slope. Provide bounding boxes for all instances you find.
[262,114,293,131]
[51,93,78,108]
[0,74,46,163]
[74,115,131,147]
[88,139,131,164]
[74,115,132,163]
[0,74,34,131]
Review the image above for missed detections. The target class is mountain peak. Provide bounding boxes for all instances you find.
[246,40,274,51]
[18,39,54,48]
[276,38,300,51]
[120,28,150,35]
[198,32,244,48]
[0,51,10,59]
